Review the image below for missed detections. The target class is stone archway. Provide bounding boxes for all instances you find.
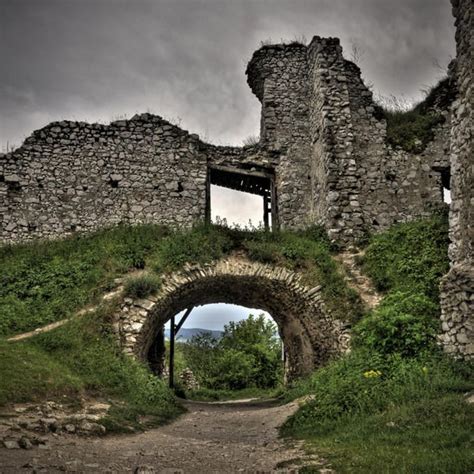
[115,256,350,380]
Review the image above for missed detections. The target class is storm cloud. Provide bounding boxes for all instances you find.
[1,0,455,150]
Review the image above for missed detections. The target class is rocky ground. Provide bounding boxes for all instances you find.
[0,398,331,473]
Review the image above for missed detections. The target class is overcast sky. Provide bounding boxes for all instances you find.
[0,0,456,328]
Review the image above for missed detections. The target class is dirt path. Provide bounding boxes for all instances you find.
[0,399,323,473]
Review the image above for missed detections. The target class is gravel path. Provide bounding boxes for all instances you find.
[0,399,315,473]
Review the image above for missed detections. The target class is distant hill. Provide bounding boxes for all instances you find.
[164,327,223,342]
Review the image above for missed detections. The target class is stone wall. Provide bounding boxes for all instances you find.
[114,257,351,380]
[0,35,453,245]
[439,0,473,359]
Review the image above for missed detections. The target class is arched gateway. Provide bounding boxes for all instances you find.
[114,256,350,381]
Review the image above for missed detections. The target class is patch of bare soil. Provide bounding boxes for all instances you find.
[0,399,331,473]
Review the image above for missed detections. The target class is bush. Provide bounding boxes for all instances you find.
[123,274,161,299]
[362,215,449,304]
[384,110,445,153]
[152,224,234,272]
[353,292,439,356]
[182,315,283,391]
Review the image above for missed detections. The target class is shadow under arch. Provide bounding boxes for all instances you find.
[117,257,350,381]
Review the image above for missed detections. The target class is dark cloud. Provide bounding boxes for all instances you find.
[0,0,455,149]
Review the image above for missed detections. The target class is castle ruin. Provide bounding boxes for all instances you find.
[0,0,472,360]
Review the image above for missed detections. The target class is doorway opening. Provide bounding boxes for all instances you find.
[206,165,277,230]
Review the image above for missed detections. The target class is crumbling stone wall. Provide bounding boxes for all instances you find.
[0,34,454,244]
[0,115,208,240]
[439,0,473,359]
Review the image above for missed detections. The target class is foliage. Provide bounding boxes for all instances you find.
[0,224,168,336]
[182,315,283,391]
[361,214,449,304]
[283,349,474,472]
[383,109,445,153]
[151,224,235,272]
[353,292,439,356]
[123,273,161,299]
[179,331,221,383]
[377,77,455,154]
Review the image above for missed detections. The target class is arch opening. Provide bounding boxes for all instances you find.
[117,260,350,383]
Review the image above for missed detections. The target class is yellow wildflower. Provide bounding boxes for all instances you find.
[363,370,382,378]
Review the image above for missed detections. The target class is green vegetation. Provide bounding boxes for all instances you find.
[383,109,445,153]
[0,306,181,431]
[361,213,449,303]
[180,315,283,392]
[0,224,169,336]
[282,215,474,473]
[0,221,358,429]
[0,223,361,339]
[377,77,455,154]
[123,273,161,299]
[2,214,470,471]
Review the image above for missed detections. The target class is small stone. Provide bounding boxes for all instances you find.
[134,466,156,474]
[19,437,33,449]
[4,440,20,449]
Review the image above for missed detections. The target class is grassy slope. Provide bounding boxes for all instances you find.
[282,215,474,473]
[0,223,361,339]
[0,223,358,426]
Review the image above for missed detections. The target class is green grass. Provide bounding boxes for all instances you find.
[0,339,82,405]
[282,351,474,473]
[296,394,473,473]
[0,224,169,336]
[0,307,182,430]
[0,223,361,338]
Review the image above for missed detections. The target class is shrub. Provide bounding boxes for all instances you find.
[182,315,283,391]
[353,292,439,357]
[362,215,449,304]
[123,274,161,299]
[384,110,445,153]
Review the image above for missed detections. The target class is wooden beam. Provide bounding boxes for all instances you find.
[169,315,175,389]
[270,177,279,231]
[209,164,274,179]
[175,307,193,335]
[263,194,269,230]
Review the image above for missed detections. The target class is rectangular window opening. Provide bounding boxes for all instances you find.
[207,166,276,230]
